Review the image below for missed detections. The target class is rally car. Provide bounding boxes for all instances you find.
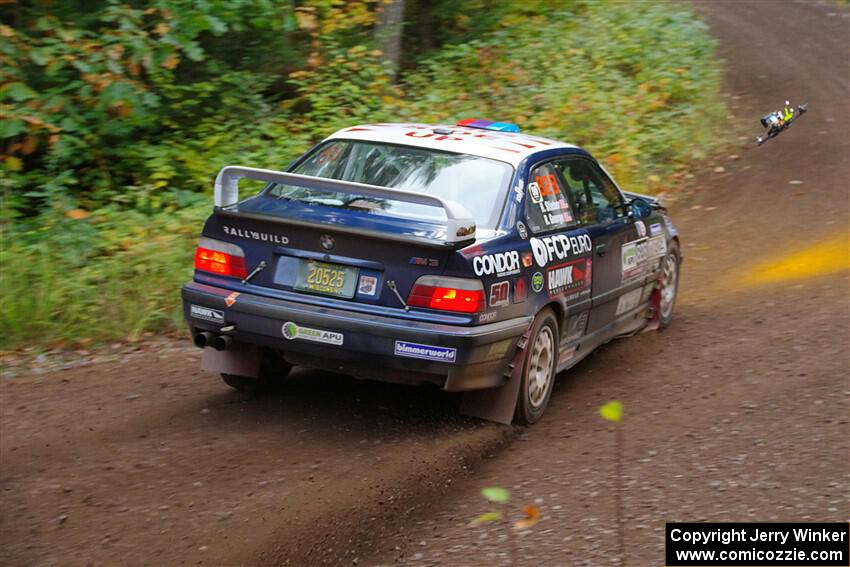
[182,119,681,424]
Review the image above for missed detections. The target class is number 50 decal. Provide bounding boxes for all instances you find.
[489,281,510,307]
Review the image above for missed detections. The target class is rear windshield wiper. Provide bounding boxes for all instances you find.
[241,260,267,285]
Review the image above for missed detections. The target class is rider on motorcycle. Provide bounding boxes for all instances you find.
[761,101,795,133]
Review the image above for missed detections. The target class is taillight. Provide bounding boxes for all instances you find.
[194,237,247,278]
[407,276,486,313]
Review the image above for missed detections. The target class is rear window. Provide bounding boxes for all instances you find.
[265,140,514,229]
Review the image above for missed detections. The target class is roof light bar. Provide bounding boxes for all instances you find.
[456,118,521,133]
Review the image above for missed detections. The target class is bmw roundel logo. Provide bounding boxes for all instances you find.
[320,234,335,251]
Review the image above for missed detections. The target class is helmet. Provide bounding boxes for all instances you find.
[785,100,790,106]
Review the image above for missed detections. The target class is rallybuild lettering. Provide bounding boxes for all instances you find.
[223,225,289,245]
[473,251,521,277]
[394,341,457,363]
[282,322,343,345]
[530,232,592,267]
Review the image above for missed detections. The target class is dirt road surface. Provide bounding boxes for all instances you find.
[2,1,848,566]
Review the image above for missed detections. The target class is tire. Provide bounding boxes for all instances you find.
[659,242,681,329]
[220,348,293,393]
[515,308,559,425]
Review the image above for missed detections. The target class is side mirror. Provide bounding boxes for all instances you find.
[629,197,653,219]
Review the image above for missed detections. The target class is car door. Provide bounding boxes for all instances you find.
[523,159,594,356]
[551,157,638,335]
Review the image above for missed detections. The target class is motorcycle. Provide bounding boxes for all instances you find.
[756,102,807,146]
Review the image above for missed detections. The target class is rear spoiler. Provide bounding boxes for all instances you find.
[214,166,476,246]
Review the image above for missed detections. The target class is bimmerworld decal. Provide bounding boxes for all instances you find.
[394,341,457,363]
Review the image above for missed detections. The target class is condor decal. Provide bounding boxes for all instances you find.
[529,232,592,267]
[473,251,521,277]
[546,258,591,299]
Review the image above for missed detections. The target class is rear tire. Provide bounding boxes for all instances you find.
[220,349,293,393]
[515,309,559,425]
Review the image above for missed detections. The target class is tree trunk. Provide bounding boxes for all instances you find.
[374,0,405,80]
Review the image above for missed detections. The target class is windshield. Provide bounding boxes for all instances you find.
[266,140,514,229]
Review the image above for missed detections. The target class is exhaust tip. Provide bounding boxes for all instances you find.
[193,331,213,348]
[212,335,232,351]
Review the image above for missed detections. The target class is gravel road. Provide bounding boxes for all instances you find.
[1,1,848,566]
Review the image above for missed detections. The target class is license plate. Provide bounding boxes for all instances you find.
[294,260,359,298]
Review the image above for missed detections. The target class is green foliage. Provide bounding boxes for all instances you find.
[0,192,207,349]
[1,1,301,205]
[400,1,725,188]
[0,0,726,350]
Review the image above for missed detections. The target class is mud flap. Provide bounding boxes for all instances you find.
[201,344,262,377]
[641,286,662,333]
[459,333,530,425]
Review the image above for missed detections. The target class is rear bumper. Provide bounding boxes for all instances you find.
[182,281,531,391]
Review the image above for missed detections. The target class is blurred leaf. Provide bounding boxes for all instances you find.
[599,400,624,423]
[514,504,540,530]
[65,209,90,220]
[471,511,502,525]
[2,82,37,102]
[5,156,23,172]
[481,487,509,503]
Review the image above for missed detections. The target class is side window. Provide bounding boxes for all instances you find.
[553,158,625,226]
[524,162,577,234]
